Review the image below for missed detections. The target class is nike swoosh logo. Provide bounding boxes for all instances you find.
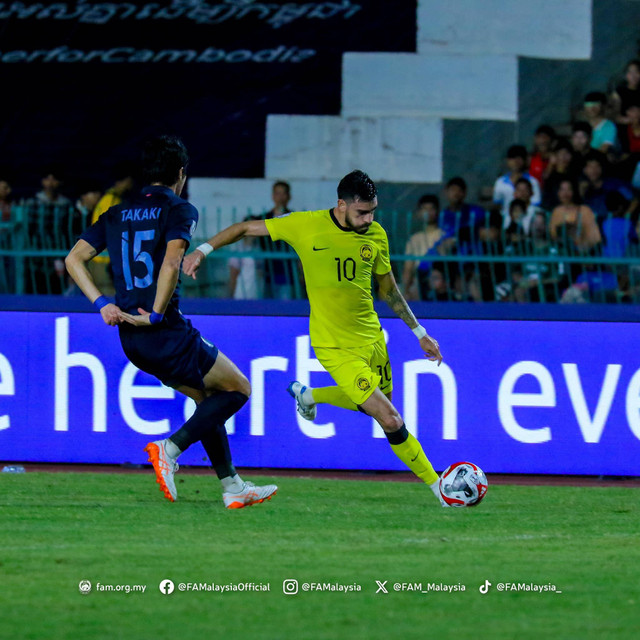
[313,246,329,251]
[411,453,419,462]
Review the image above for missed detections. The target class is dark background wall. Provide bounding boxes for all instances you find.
[0,0,415,196]
[2,0,640,212]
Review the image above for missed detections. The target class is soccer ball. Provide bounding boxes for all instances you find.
[439,461,488,507]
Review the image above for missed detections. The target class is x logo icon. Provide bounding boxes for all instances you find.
[375,580,388,594]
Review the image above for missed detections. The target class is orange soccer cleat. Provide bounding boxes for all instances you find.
[144,440,179,502]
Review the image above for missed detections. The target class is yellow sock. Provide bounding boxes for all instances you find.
[312,386,358,411]
[390,431,439,485]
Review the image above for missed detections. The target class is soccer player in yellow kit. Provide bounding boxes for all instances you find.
[183,171,446,506]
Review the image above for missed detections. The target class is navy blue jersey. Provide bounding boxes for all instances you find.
[81,185,197,325]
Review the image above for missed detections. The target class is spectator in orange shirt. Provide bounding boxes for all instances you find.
[529,125,555,186]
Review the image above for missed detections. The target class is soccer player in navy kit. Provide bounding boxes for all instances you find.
[65,135,277,508]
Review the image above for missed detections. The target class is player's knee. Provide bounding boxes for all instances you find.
[204,370,250,396]
[233,374,251,397]
[379,412,403,432]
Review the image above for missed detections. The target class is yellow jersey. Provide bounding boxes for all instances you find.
[265,208,391,348]
[90,190,123,264]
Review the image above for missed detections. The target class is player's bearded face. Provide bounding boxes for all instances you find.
[345,199,377,234]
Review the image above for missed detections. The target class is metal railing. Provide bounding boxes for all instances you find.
[0,202,89,295]
[0,203,638,303]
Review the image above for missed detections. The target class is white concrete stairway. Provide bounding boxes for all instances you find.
[265,0,591,185]
[192,0,592,226]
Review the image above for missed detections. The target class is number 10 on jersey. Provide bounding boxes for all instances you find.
[335,257,356,282]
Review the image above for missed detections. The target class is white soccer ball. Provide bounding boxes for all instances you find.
[439,461,488,507]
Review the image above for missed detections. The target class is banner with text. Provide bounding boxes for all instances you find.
[0,311,639,475]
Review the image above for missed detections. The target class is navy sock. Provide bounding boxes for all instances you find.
[170,391,248,453]
[201,424,236,480]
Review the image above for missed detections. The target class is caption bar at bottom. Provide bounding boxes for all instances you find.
[78,579,563,596]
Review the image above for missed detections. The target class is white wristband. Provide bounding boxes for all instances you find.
[412,325,427,340]
[196,242,213,257]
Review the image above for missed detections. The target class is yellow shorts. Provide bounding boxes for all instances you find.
[314,332,392,406]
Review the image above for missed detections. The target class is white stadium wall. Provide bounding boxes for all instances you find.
[341,53,518,121]
[417,0,592,59]
[265,115,443,183]
[188,177,338,237]
[194,0,593,200]
[264,1,594,190]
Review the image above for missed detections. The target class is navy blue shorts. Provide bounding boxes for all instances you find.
[119,322,219,390]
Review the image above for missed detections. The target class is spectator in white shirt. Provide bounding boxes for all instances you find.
[493,145,542,228]
[511,177,544,235]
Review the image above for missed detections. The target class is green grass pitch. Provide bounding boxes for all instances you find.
[1,471,638,640]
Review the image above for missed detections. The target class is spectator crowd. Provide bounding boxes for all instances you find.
[0,163,135,295]
[402,58,640,303]
[2,60,640,303]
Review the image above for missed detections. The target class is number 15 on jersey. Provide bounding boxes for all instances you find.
[122,230,155,290]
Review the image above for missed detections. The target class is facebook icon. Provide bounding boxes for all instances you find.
[159,579,175,595]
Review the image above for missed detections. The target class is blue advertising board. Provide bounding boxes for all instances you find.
[0,310,639,475]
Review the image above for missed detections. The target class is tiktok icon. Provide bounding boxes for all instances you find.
[479,580,492,594]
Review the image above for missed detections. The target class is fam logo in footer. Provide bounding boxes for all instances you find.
[78,580,92,595]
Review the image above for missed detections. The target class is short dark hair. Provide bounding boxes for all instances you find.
[584,150,608,170]
[509,198,527,213]
[141,135,188,186]
[557,178,580,202]
[625,99,640,113]
[572,120,593,136]
[506,144,527,160]
[553,138,574,154]
[272,180,290,194]
[584,91,607,106]
[515,177,533,192]
[41,164,66,181]
[446,176,467,191]
[417,194,440,210]
[337,170,377,202]
[430,261,450,276]
[626,59,640,72]
[535,125,556,138]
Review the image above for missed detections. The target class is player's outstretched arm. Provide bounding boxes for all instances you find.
[65,240,125,326]
[182,219,269,280]
[375,270,443,365]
